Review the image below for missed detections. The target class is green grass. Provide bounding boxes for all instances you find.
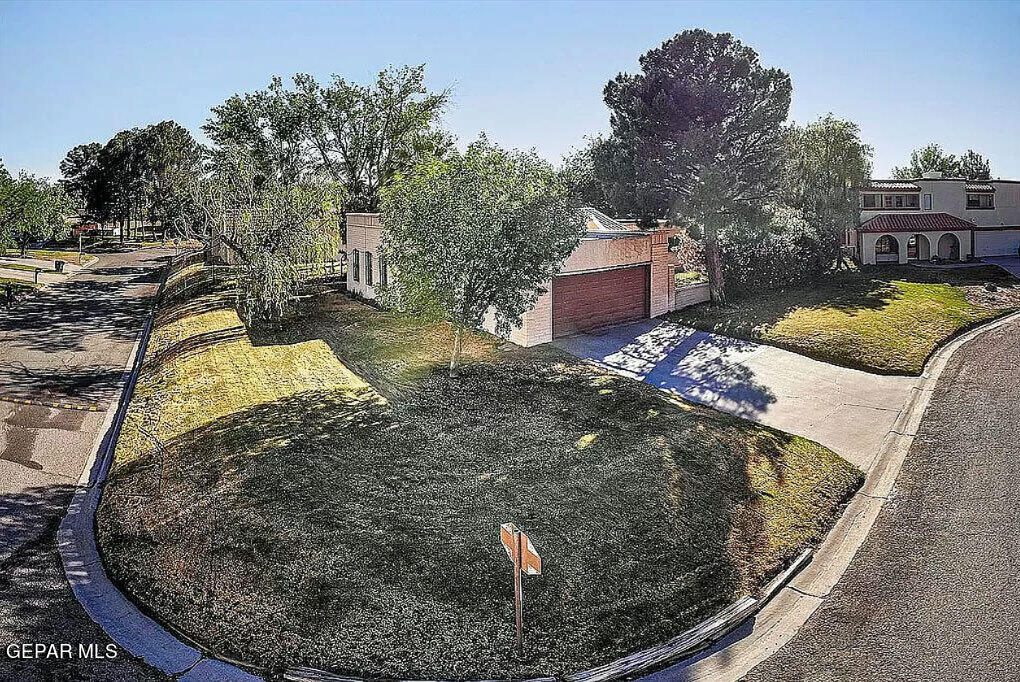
[671,265,1020,375]
[0,261,55,273]
[98,270,862,679]
[4,248,88,263]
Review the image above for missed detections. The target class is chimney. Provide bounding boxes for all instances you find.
[921,171,943,179]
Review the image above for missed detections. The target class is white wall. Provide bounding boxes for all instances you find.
[859,230,971,265]
[346,213,383,300]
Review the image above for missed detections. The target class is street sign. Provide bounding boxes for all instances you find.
[500,523,542,576]
[500,523,543,658]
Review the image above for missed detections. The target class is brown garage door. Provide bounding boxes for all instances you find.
[552,265,650,338]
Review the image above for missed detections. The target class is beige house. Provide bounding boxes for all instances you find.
[850,172,1020,265]
[345,209,684,347]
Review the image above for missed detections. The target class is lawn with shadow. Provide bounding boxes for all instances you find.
[98,274,862,680]
[671,265,1020,375]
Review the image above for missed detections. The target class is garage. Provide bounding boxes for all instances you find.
[552,264,650,338]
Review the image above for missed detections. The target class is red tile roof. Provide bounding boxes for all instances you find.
[865,180,921,192]
[858,212,977,233]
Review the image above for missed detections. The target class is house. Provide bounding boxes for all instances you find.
[345,209,684,346]
[850,172,1020,265]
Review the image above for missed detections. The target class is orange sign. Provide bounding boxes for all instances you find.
[500,523,542,576]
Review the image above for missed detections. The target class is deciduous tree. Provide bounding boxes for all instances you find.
[959,149,991,181]
[783,115,873,273]
[892,143,960,179]
[380,138,583,372]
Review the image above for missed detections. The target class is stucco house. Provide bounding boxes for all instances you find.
[345,209,685,347]
[850,172,1020,265]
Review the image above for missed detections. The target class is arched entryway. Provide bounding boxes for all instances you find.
[937,233,961,261]
[907,233,931,261]
[875,234,899,263]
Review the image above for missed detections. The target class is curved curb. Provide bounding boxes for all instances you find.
[57,251,261,682]
[650,309,1020,681]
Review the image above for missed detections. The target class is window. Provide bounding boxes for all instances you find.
[923,193,932,211]
[966,193,994,209]
[863,194,879,209]
[875,235,899,255]
[894,195,904,208]
[365,251,373,286]
[379,254,388,287]
[883,195,893,208]
[905,194,919,208]
[352,250,360,282]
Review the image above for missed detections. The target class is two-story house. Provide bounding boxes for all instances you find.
[850,172,1020,265]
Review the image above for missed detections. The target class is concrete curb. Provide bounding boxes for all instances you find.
[57,250,261,682]
[654,309,1020,681]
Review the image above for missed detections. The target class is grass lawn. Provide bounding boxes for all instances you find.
[98,268,862,679]
[671,265,1020,375]
[676,270,707,286]
[0,261,56,274]
[4,248,89,263]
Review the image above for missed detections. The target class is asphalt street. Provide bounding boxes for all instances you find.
[0,246,172,681]
[744,316,1020,681]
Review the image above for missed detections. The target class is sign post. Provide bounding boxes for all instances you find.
[500,523,542,658]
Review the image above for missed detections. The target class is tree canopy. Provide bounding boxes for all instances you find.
[380,137,583,371]
[205,65,450,211]
[0,161,69,256]
[600,29,792,302]
[959,149,991,181]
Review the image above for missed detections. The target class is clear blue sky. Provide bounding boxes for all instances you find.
[2,0,1018,180]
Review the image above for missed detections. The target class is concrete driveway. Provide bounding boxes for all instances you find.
[552,319,918,471]
[982,254,1020,277]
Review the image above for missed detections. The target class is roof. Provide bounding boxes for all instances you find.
[858,212,977,233]
[580,207,649,238]
[965,183,995,192]
[865,180,920,192]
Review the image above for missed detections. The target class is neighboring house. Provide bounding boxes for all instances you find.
[345,209,682,346]
[850,172,1020,265]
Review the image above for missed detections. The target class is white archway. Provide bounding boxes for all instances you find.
[937,233,961,261]
[875,234,900,263]
[908,233,931,261]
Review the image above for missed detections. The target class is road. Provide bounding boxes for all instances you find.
[0,246,172,681]
[744,315,1020,681]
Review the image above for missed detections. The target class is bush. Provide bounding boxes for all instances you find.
[721,205,825,297]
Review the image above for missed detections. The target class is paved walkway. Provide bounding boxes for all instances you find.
[743,314,1020,681]
[0,247,172,681]
[982,254,1020,278]
[552,319,917,471]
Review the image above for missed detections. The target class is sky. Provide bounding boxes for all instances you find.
[2,0,1019,181]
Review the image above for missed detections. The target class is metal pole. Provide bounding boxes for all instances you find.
[78,233,83,264]
[514,529,523,658]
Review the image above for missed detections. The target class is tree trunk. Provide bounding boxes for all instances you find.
[449,324,464,375]
[704,222,726,305]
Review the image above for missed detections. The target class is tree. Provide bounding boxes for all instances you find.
[783,115,873,273]
[205,65,450,212]
[0,164,69,256]
[380,138,584,372]
[602,30,792,303]
[59,143,103,219]
[138,121,204,237]
[196,147,342,326]
[561,135,654,221]
[892,143,960,179]
[959,149,991,181]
